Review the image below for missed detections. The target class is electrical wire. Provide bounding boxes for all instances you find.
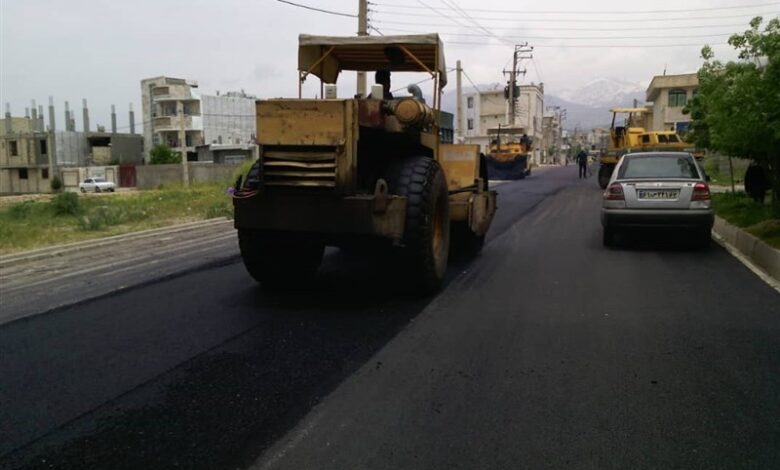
[376,27,735,40]
[371,11,775,23]
[369,1,779,15]
[447,41,730,48]
[273,0,356,18]
[370,21,753,31]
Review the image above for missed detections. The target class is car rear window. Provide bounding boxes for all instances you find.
[618,155,700,179]
[94,178,107,182]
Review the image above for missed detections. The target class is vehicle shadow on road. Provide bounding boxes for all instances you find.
[607,229,712,253]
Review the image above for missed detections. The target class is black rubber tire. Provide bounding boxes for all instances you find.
[598,165,613,189]
[238,230,324,286]
[95,187,101,193]
[80,188,86,193]
[603,226,616,247]
[387,156,450,292]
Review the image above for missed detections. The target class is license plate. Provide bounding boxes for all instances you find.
[637,190,679,200]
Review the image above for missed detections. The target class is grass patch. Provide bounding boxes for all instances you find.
[712,192,780,248]
[0,182,235,255]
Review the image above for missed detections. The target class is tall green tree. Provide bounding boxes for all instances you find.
[686,16,780,204]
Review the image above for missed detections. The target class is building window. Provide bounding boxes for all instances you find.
[19,168,28,179]
[9,140,18,156]
[40,139,48,154]
[42,168,49,179]
[467,119,474,130]
[668,89,687,107]
[467,97,474,108]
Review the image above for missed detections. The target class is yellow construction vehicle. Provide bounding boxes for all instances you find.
[232,34,497,292]
[598,107,698,188]
[485,126,532,180]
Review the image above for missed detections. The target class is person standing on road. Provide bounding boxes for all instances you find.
[577,149,589,179]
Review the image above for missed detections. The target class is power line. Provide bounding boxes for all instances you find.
[371,10,775,23]
[274,0,356,18]
[447,41,730,48]
[376,27,735,40]
[369,1,779,15]
[371,21,752,31]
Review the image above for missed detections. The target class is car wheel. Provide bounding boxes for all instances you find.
[80,188,86,193]
[95,187,101,193]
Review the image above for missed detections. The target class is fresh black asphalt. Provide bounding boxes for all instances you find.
[1,165,778,469]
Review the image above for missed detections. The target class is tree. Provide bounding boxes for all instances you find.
[686,17,780,204]
[149,144,181,165]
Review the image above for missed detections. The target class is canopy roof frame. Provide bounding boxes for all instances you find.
[297,34,447,106]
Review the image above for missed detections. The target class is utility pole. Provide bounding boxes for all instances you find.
[178,102,189,187]
[356,0,368,96]
[503,43,532,127]
[456,60,464,142]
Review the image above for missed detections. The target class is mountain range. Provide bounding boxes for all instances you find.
[440,77,647,131]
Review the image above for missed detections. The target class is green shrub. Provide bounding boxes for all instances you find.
[149,144,182,164]
[50,174,63,192]
[8,201,36,219]
[51,192,81,216]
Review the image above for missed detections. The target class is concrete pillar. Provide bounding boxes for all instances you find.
[31,100,38,122]
[82,99,90,132]
[4,103,11,134]
[47,97,57,183]
[64,101,71,131]
[25,108,30,119]
[129,103,135,134]
[48,97,56,132]
[38,105,45,131]
[111,105,117,133]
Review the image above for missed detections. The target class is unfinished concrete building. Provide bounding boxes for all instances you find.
[0,104,55,194]
[141,76,257,162]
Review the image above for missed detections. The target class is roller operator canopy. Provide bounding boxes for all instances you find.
[298,34,447,89]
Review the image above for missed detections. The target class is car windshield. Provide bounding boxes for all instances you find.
[618,155,700,179]
[94,178,107,183]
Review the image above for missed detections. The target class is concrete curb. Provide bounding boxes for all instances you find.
[712,216,780,292]
[0,217,232,267]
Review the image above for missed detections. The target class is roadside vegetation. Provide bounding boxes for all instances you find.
[712,192,780,248]
[0,182,234,255]
[686,16,780,206]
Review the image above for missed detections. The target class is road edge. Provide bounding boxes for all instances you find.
[712,216,780,293]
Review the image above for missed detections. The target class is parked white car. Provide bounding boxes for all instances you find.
[79,177,116,193]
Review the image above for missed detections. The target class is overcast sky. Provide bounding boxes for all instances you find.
[1,0,772,130]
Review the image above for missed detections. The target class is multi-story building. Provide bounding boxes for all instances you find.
[0,113,54,194]
[645,73,698,133]
[462,83,545,165]
[141,77,256,162]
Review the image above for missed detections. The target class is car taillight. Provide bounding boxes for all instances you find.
[692,182,710,201]
[604,183,624,200]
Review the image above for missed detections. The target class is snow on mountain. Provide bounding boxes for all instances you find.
[557,77,646,108]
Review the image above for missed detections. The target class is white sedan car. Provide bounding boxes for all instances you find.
[79,177,116,193]
[601,152,713,247]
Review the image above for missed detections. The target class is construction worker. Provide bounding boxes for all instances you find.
[577,149,589,179]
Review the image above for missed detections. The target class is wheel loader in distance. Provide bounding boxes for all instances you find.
[597,107,701,189]
[232,34,497,292]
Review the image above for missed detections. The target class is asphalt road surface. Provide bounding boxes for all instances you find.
[2,165,778,470]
